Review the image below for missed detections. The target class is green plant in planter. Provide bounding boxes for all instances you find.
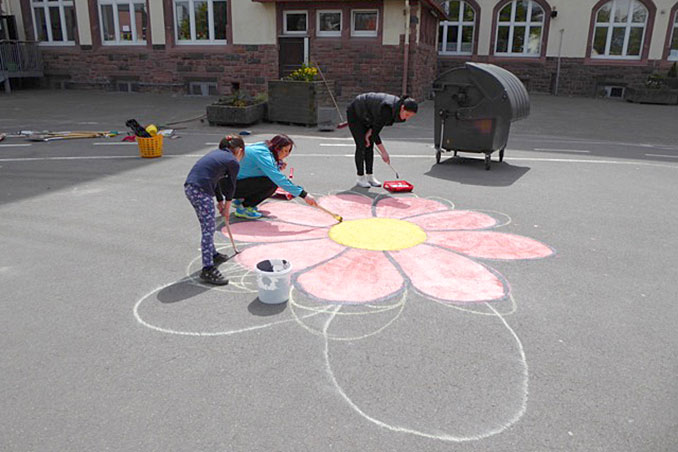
[668,62,677,79]
[645,73,666,89]
[286,63,318,82]
[207,91,267,126]
[214,91,266,107]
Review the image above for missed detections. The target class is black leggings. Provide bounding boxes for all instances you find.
[234,177,277,207]
[347,107,374,176]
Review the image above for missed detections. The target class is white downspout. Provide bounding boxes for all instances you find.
[401,0,410,96]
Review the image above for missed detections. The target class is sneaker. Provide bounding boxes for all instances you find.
[234,205,263,219]
[356,175,371,188]
[366,174,381,187]
[200,266,229,285]
[232,199,242,209]
[212,252,229,265]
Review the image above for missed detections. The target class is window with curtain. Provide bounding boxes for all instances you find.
[174,0,227,44]
[438,1,476,55]
[591,0,648,59]
[99,0,147,44]
[495,0,545,56]
[317,10,341,37]
[31,0,76,44]
[351,9,378,37]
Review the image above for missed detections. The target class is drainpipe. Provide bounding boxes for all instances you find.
[555,28,564,96]
[401,0,410,96]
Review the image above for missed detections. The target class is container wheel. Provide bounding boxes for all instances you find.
[499,148,505,162]
[484,153,491,170]
[435,149,441,164]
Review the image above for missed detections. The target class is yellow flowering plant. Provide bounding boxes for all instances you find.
[287,63,319,82]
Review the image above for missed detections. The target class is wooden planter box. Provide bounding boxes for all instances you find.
[267,80,336,126]
[624,87,678,105]
[206,102,266,126]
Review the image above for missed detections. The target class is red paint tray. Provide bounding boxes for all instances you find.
[383,180,414,193]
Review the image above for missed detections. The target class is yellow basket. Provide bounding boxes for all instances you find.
[137,135,164,158]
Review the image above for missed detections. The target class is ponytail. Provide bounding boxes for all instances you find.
[219,135,245,151]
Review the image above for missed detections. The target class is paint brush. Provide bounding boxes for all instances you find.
[221,213,239,255]
[316,205,343,223]
[387,163,399,179]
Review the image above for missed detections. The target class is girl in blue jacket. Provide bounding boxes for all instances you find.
[185,135,244,285]
[227,134,317,219]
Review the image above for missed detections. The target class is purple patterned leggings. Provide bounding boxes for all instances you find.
[185,184,216,268]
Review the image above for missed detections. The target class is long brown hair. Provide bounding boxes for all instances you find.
[266,134,294,164]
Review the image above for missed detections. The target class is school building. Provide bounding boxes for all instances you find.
[1,0,677,99]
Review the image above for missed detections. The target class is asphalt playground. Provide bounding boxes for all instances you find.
[1,89,677,451]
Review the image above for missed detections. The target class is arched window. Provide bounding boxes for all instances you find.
[669,8,678,60]
[592,0,648,59]
[495,0,545,56]
[438,1,477,55]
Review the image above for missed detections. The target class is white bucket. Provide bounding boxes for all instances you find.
[255,259,293,304]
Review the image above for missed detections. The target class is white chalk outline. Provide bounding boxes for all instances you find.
[321,302,528,442]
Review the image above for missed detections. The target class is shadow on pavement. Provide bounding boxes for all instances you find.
[424,157,530,187]
[247,298,287,316]
[156,278,211,304]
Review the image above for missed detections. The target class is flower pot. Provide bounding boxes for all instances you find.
[624,87,678,105]
[267,80,336,126]
[206,102,266,126]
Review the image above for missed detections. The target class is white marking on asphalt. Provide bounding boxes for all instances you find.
[319,143,354,147]
[0,156,137,162]
[645,154,678,159]
[93,142,137,146]
[534,148,591,153]
[133,279,325,337]
[321,302,529,442]
[0,144,32,147]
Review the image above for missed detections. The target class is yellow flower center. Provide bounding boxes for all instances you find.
[328,218,427,251]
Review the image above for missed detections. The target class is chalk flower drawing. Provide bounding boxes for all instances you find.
[229,193,554,304]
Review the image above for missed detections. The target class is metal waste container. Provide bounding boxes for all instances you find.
[433,63,530,170]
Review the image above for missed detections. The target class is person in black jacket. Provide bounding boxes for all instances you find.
[346,93,418,187]
[184,135,245,285]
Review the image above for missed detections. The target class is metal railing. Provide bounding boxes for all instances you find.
[0,40,43,78]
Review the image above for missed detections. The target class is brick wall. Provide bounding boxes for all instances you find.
[438,57,661,97]
[41,45,278,95]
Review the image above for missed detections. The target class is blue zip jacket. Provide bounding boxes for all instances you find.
[237,142,304,197]
[184,148,239,201]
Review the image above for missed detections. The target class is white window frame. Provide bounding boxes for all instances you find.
[439,1,475,55]
[99,0,147,45]
[495,0,544,57]
[351,9,378,37]
[591,0,648,60]
[317,9,341,37]
[174,0,228,45]
[667,10,678,60]
[30,0,76,46]
[283,10,308,35]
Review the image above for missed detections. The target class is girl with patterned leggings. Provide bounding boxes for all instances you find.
[184,135,245,285]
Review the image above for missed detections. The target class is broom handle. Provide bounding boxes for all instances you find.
[222,213,239,254]
[315,205,341,221]
[315,65,345,123]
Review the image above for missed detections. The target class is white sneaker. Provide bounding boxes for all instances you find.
[356,175,371,188]
[366,174,381,187]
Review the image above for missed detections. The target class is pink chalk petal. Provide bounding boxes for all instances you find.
[375,197,448,219]
[390,244,507,303]
[226,220,327,243]
[427,231,555,260]
[258,201,336,227]
[408,210,497,231]
[296,249,405,303]
[235,238,346,271]
[317,193,374,220]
